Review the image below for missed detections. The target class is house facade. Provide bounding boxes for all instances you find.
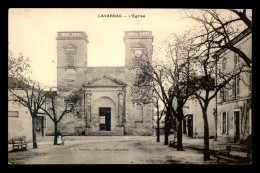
[45,31,154,136]
[216,29,252,143]
[182,93,216,138]
[8,87,47,142]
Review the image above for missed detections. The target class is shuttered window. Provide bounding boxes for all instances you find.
[232,80,235,99]
[67,55,74,67]
[222,58,227,71]
[220,88,224,102]
[221,112,228,134]
[135,103,143,123]
[234,53,240,68]
[235,76,240,98]
[220,88,228,102]
[222,112,226,134]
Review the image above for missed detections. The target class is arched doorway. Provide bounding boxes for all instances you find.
[93,96,116,131]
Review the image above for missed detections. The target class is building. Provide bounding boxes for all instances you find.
[182,94,216,138]
[216,29,252,143]
[45,31,154,136]
[8,78,47,142]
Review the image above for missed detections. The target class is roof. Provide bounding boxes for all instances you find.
[8,77,30,89]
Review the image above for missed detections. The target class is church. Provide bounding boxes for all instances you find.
[45,31,154,136]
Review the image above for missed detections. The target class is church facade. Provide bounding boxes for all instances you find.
[45,31,154,136]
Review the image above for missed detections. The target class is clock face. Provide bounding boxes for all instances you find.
[134,49,143,58]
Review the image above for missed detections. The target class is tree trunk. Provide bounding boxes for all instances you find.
[164,130,169,145]
[32,117,38,148]
[157,117,160,142]
[202,108,211,161]
[214,114,218,141]
[164,115,169,145]
[54,122,58,145]
[177,116,184,151]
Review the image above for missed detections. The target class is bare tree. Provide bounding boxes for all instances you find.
[39,89,83,145]
[190,23,247,161]
[132,78,165,142]
[8,51,54,148]
[8,80,53,148]
[134,57,175,145]
[134,31,198,150]
[185,9,252,68]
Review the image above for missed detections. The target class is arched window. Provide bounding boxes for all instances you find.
[135,103,143,123]
[63,43,77,67]
[65,49,75,67]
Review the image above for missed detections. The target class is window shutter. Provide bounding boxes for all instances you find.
[220,89,223,101]
[226,112,228,135]
[222,58,226,71]
[225,89,229,101]
[220,113,223,134]
[234,53,237,68]
[237,77,240,95]
[232,80,235,98]
[67,55,74,67]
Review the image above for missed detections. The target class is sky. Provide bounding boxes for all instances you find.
[8,8,201,87]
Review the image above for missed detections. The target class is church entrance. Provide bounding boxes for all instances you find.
[99,108,111,131]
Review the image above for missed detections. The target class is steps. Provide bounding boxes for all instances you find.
[85,127,124,136]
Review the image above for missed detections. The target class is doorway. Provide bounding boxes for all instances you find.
[187,114,193,138]
[35,116,45,137]
[183,118,187,136]
[234,111,240,143]
[99,108,111,131]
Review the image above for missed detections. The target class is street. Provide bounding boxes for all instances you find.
[8,135,250,164]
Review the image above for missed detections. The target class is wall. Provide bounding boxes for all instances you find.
[8,100,32,142]
[183,92,216,138]
[217,32,252,142]
[123,31,154,136]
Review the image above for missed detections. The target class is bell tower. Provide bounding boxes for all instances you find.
[123,31,154,135]
[124,31,153,67]
[56,32,89,93]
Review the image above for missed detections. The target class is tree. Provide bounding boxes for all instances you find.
[134,56,175,145]
[8,50,31,89]
[155,106,165,142]
[132,79,165,142]
[160,31,199,151]
[190,23,247,161]
[8,50,53,148]
[39,89,83,145]
[9,80,52,148]
[185,9,252,68]
[134,31,198,149]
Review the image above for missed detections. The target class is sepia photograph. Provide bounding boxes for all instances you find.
[8,8,252,165]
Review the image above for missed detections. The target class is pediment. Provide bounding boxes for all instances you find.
[86,75,126,87]
[63,43,77,49]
